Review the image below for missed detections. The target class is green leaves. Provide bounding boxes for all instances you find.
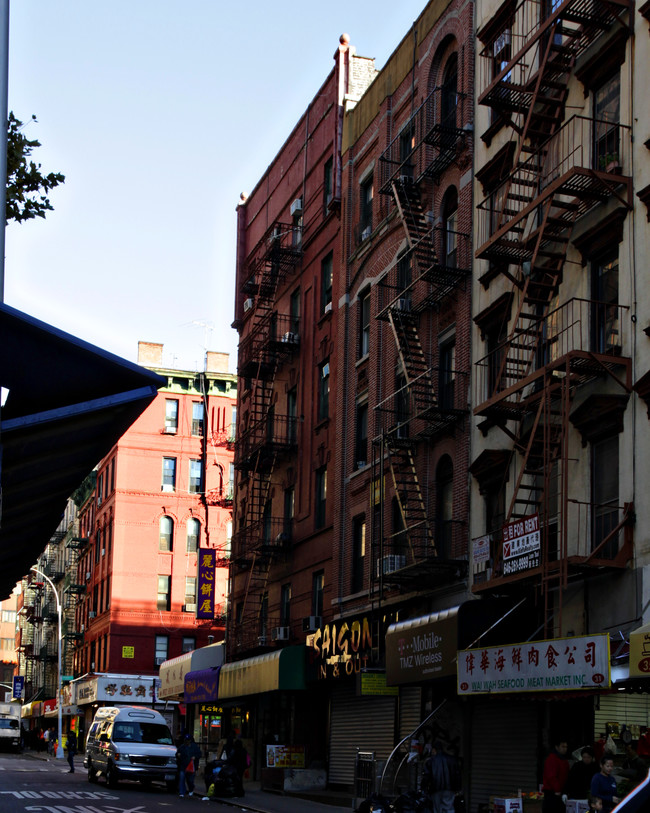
[6,111,65,224]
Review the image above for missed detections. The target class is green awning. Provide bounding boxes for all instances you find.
[218,645,308,698]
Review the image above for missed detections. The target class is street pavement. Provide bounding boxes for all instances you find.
[14,749,354,813]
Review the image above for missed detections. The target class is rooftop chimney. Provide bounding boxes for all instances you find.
[138,341,164,367]
[205,351,229,373]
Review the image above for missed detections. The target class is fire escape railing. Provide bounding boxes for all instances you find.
[238,312,300,377]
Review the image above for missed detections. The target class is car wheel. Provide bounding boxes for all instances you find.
[87,761,98,783]
[106,763,118,788]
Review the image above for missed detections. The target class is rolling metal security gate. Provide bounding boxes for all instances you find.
[470,699,538,810]
[329,684,397,786]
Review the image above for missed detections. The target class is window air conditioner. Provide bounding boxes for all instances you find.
[155,656,166,666]
[183,603,197,613]
[302,616,322,633]
[272,627,290,642]
[88,611,96,619]
[324,302,332,314]
[80,624,85,632]
[161,484,174,493]
[258,635,268,647]
[396,298,411,312]
[290,198,303,217]
[162,425,177,434]
[376,555,407,577]
[282,332,298,344]
[243,298,254,313]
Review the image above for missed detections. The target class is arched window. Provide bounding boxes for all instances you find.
[159,516,173,552]
[436,456,454,557]
[442,187,459,269]
[187,518,200,553]
[441,53,458,130]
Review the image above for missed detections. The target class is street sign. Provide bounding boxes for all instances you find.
[13,675,24,699]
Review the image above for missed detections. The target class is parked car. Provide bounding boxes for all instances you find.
[84,706,177,790]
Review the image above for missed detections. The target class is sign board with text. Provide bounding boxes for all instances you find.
[502,514,540,576]
[457,633,610,695]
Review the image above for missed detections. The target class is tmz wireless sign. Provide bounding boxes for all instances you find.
[501,513,540,576]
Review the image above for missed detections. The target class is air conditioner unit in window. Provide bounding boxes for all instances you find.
[396,298,411,312]
[162,425,177,434]
[161,484,174,493]
[376,555,407,577]
[272,626,290,641]
[183,603,197,613]
[243,298,254,313]
[80,624,85,632]
[302,616,322,633]
[324,302,332,314]
[88,611,96,619]
[155,656,166,666]
[282,332,298,344]
[258,635,268,647]
[290,198,303,217]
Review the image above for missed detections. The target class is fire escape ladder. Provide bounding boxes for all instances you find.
[386,441,436,560]
[387,308,436,410]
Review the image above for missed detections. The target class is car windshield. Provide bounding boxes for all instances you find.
[0,719,19,730]
[112,721,173,745]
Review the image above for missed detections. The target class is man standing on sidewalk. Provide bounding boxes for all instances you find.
[65,729,77,773]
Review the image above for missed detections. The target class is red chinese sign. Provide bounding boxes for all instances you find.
[457,633,610,694]
[197,548,216,619]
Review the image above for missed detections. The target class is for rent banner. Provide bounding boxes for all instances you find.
[457,633,610,695]
[197,547,216,619]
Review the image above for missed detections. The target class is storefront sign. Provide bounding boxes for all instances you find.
[197,548,216,619]
[122,646,135,659]
[12,676,24,699]
[473,535,491,564]
[457,633,611,694]
[75,675,161,704]
[185,669,219,703]
[307,616,374,679]
[502,514,540,575]
[43,698,57,714]
[628,622,650,677]
[266,744,305,768]
[386,610,458,685]
[359,672,398,696]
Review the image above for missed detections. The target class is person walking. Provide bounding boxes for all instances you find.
[542,739,569,813]
[421,740,461,813]
[177,734,201,797]
[565,747,597,799]
[65,729,77,773]
[590,754,620,813]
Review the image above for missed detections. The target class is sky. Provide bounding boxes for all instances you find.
[5,1,429,373]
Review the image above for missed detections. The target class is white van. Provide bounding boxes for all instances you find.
[83,706,177,790]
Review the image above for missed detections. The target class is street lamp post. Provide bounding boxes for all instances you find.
[30,566,64,759]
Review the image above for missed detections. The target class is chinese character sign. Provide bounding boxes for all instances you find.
[197,548,216,620]
[457,633,610,694]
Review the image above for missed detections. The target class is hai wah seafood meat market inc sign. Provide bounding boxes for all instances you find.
[457,633,611,694]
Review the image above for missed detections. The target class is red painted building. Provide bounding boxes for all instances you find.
[72,342,235,690]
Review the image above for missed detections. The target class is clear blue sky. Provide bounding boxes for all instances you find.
[5,1,428,373]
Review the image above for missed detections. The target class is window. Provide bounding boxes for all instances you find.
[182,637,195,654]
[287,387,298,444]
[436,456,454,558]
[290,288,301,334]
[396,252,412,307]
[321,252,333,314]
[439,339,456,410]
[592,254,619,354]
[284,487,295,539]
[260,593,268,638]
[315,467,327,529]
[155,635,168,664]
[157,576,171,612]
[280,584,292,626]
[359,290,371,358]
[186,518,200,552]
[1,610,16,624]
[486,319,508,398]
[95,528,102,563]
[317,361,330,421]
[359,174,373,239]
[262,500,273,545]
[227,462,235,501]
[324,157,334,212]
[442,188,459,269]
[491,26,512,124]
[354,401,368,469]
[351,516,366,593]
[441,54,458,132]
[592,435,619,558]
[395,372,410,438]
[392,497,408,559]
[162,457,176,492]
[399,123,415,181]
[106,575,110,609]
[312,571,324,617]
[593,73,620,171]
[184,577,197,612]
[191,402,204,436]
[97,473,103,506]
[189,459,202,494]
[110,458,115,491]
[155,516,173,553]
[165,399,179,433]
[228,406,237,442]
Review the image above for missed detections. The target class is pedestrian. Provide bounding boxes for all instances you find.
[621,743,648,788]
[49,727,56,755]
[542,738,569,813]
[43,726,50,754]
[588,797,603,813]
[421,739,461,813]
[177,733,201,797]
[590,754,620,813]
[565,747,597,799]
[65,728,77,773]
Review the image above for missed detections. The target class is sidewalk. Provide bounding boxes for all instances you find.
[22,750,354,813]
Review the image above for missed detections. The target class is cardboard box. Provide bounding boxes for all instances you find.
[494,799,523,813]
[565,801,589,813]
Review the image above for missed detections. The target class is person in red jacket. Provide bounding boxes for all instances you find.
[542,739,570,813]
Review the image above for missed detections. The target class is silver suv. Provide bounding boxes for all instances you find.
[84,706,177,790]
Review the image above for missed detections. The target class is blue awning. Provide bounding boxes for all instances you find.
[0,303,165,598]
[184,667,220,703]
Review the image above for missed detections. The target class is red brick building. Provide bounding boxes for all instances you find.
[71,342,235,717]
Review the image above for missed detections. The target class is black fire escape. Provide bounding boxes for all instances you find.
[231,220,301,656]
